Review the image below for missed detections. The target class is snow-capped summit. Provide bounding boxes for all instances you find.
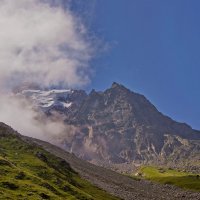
[20,89,87,113]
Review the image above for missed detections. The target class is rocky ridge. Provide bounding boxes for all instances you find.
[19,83,200,172]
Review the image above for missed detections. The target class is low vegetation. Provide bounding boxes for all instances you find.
[0,133,119,200]
[134,166,200,192]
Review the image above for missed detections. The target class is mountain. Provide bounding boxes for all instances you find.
[1,122,199,200]
[19,83,200,172]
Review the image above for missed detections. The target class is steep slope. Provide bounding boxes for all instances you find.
[19,83,200,170]
[0,122,119,200]
[32,136,200,200]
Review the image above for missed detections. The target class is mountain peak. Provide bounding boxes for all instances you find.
[111,82,122,88]
[111,82,129,91]
[110,82,132,96]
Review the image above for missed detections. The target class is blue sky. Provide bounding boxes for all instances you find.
[71,0,200,130]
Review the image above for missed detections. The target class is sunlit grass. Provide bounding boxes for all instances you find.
[135,166,200,191]
[0,135,119,200]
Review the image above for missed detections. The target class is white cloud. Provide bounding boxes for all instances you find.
[0,93,69,140]
[0,0,94,139]
[0,0,93,90]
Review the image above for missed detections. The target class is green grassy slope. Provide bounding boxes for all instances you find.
[136,166,200,192]
[0,132,119,200]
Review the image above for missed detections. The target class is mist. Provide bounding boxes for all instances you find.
[0,0,95,139]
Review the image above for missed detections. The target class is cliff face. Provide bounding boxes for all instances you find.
[19,83,200,169]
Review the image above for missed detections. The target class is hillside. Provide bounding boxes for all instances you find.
[0,122,118,200]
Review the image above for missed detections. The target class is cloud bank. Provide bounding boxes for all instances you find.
[0,0,93,91]
[0,0,95,139]
[0,94,69,141]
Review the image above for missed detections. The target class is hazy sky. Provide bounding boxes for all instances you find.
[77,0,200,130]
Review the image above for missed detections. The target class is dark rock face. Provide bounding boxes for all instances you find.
[19,83,200,169]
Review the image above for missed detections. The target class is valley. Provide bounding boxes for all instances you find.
[32,134,200,200]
